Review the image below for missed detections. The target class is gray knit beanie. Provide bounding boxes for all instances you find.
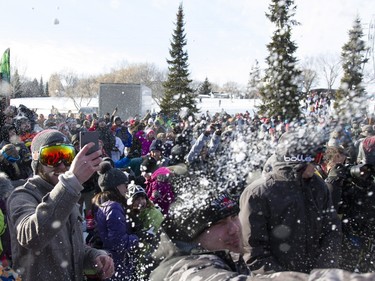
[30,129,70,173]
[98,161,129,192]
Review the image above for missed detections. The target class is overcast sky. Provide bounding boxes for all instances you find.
[1,0,374,86]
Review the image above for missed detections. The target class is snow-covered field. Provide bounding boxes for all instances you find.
[10,96,375,118]
[10,97,261,117]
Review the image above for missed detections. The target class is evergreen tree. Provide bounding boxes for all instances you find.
[334,16,368,118]
[39,76,45,97]
[11,69,22,98]
[198,77,212,96]
[246,60,261,99]
[160,4,198,117]
[257,0,302,120]
[45,81,50,97]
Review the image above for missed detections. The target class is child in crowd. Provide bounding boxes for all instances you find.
[127,182,164,280]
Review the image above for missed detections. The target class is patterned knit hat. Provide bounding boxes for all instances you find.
[126,182,147,205]
[163,191,239,242]
[30,129,70,173]
[98,161,129,192]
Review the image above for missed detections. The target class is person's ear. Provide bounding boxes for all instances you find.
[32,151,39,161]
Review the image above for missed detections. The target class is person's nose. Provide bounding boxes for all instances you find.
[57,162,69,170]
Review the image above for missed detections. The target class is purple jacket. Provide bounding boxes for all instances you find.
[146,177,175,215]
[94,200,139,279]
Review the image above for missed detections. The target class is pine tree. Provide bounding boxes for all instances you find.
[334,16,368,118]
[39,76,45,96]
[11,69,22,98]
[257,0,302,120]
[198,77,212,96]
[160,4,198,118]
[45,82,50,97]
[246,60,261,99]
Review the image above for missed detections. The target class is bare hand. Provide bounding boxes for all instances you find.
[69,142,102,184]
[94,254,115,280]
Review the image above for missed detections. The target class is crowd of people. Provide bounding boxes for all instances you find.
[1,101,375,280]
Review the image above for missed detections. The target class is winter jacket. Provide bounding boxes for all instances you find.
[139,205,164,232]
[357,136,375,164]
[7,174,108,281]
[326,166,375,272]
[97,127,116,157]
[0,191,12,261]
[185,132,220,164]
[141,130,155,156]
[0,160,31,181]
[111,136,125,162]
[94,200,139,280]
[145,176,175,215]
[131,204,164,280]
[128,131,143,158]
[239,162,342,274]
[113,125,132,148]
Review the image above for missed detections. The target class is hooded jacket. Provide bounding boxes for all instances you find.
[239,161,342,274]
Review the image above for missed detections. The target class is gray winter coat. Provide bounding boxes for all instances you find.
[7,173,108,281]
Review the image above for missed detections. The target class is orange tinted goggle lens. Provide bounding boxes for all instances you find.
[39,144,76,167]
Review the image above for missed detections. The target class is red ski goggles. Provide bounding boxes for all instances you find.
[36,143,76,167]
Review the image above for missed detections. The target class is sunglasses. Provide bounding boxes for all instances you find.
[38,143,76,167]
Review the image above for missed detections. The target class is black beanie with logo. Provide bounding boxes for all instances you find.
[275,128,326,164]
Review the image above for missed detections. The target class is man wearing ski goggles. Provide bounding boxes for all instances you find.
[34,143,76,167]
[8,129,115,280]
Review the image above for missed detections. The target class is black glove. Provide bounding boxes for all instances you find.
[327,163,348,179]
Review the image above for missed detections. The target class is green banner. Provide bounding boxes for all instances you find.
[0,48,10,83]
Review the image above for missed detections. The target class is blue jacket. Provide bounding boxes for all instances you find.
[94,200,139,280]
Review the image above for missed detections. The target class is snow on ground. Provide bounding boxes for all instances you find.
[10,97,261,117]
[10,96,375,118]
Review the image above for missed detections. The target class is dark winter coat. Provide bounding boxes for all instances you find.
[114,126,132,148]
[94,200,139,281]
[326,166,375,272]
[239,162,342,274]
[96,127,115,157]
[0,160,31,181]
